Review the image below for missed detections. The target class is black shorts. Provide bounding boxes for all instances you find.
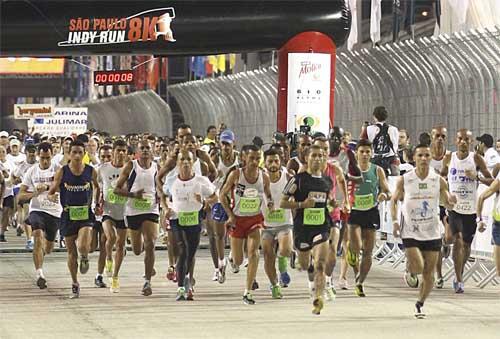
[348,207,380,230]
[60,210,95,237]
[170,219,202,233]
[93,220,103,232]
[293,226,330,252]
[3,195,14,209]
[126,213,159,231]
[29,211,60,242]
[447,210,477,244]
[402,238,441,252]
[102,215,127,229]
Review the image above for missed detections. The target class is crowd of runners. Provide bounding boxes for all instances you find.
[0,106,499,317]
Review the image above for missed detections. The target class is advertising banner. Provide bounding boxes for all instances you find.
[286,53,331,136]
[14,104,54,119]
[27,107,88,136]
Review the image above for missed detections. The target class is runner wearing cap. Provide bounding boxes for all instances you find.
[208,129,238,282]
[0,131,9,148]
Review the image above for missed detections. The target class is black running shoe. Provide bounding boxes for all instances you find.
[414,302,426,319]
[37,276,47,289]
[243,293,256,305]
[251,280,259,290]
[94,275,106,288]
[70,284,80,299]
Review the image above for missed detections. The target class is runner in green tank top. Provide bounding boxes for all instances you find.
[347,139,391,297]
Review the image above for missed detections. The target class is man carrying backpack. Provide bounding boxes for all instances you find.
[360,106,400,176]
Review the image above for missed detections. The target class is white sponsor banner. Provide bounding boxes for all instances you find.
[14,104,54,119]
[287,53,331,136]
[27,107,88,136]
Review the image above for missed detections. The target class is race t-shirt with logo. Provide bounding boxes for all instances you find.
[264,169,293,228]
[447,152,477,215]
[170,175,215,226]
[351,164,379,211]
[401,169,441,241]
[163,158,202,196]
[232,168,264,217]
[0,159,15,197]
[283,172,332,232]
[98,162,126,221]
[22,163,62,218]
[7,153,26,167]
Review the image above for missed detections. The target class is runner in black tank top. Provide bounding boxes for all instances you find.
[48,139,100,299]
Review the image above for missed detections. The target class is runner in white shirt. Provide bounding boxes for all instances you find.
[18,142,62,289]
[476,134,500,174]
[6,138,26,166]
[262,148,293,299]
[98,140,128,293]
[392,144,457,319]
[0,145,16,242]
[168,149,217,301]
[114,140,159,296]
[441,129,492,293]
[12,144,37,249]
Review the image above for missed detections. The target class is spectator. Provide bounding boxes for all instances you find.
[476,134,500,173]
[360,106,399,176]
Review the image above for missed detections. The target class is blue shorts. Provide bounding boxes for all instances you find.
[492,221,500,246]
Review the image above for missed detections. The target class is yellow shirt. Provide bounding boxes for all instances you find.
[203,137,216,145]
[82,152,91,165]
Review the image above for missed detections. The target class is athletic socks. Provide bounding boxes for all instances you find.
[278,256,288,273]
[36,268,44,278]
[218,258,226,268]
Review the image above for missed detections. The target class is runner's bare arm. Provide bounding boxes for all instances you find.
[18,184,35,202]
[476,178,499,217]
[155,157,176,192]
[219,169,238,219]
[376,166,391,200]
[200,161,209,177]
[390,176,404,231]
[474,153,493,185]
[439,176,456,210]
[91,168,101,206]
[333,163,349,208]
[113,161,137,198]
[440,152,452,177]
[262,172,274,209]
[197,149,217,181]
[47,168,63,202]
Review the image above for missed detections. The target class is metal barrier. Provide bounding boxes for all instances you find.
[170,27,500,146]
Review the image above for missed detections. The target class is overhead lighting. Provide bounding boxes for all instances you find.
[422,11,429,17]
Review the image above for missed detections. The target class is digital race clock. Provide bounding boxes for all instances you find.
[93,70,134,86]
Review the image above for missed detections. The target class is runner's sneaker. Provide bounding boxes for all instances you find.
[325,282,336,301]
[94,275,106,288]
[36,275,47,289]
[70,283,80,299]
[338,278,349,290]
[105,259,113,277]
[312,297,324,315]
[59,238,65,248]
[243,293,256,305]
[176,287,186,301]
[166,266,176,282]
[271,284,283,299]
[229,257,239,274]
[218,264,226,284]
[404,271,419,288]
[414,302,426,319]
[79,255,89,274]
[0,234,7,242]
[251,280,259,290]
[110,277,120,293]
[16,227,23,237]
[187,288,194,301]
[212,269,219,281]
[243,258,249,268]
[435,277,444,289]
[279,271,291,288]
[25,240,34,250]
[354,284,366,297]
[455,281,464,294]
[142,281,152,296]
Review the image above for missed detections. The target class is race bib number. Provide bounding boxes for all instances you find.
[178,211,199,226]
[106,189,127,205]
[303,208,325,226]
[266,208,286,224]
[354,194,375,210]
[69,206,89,221]
[240,197,261,213]
[133,198,152,211]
